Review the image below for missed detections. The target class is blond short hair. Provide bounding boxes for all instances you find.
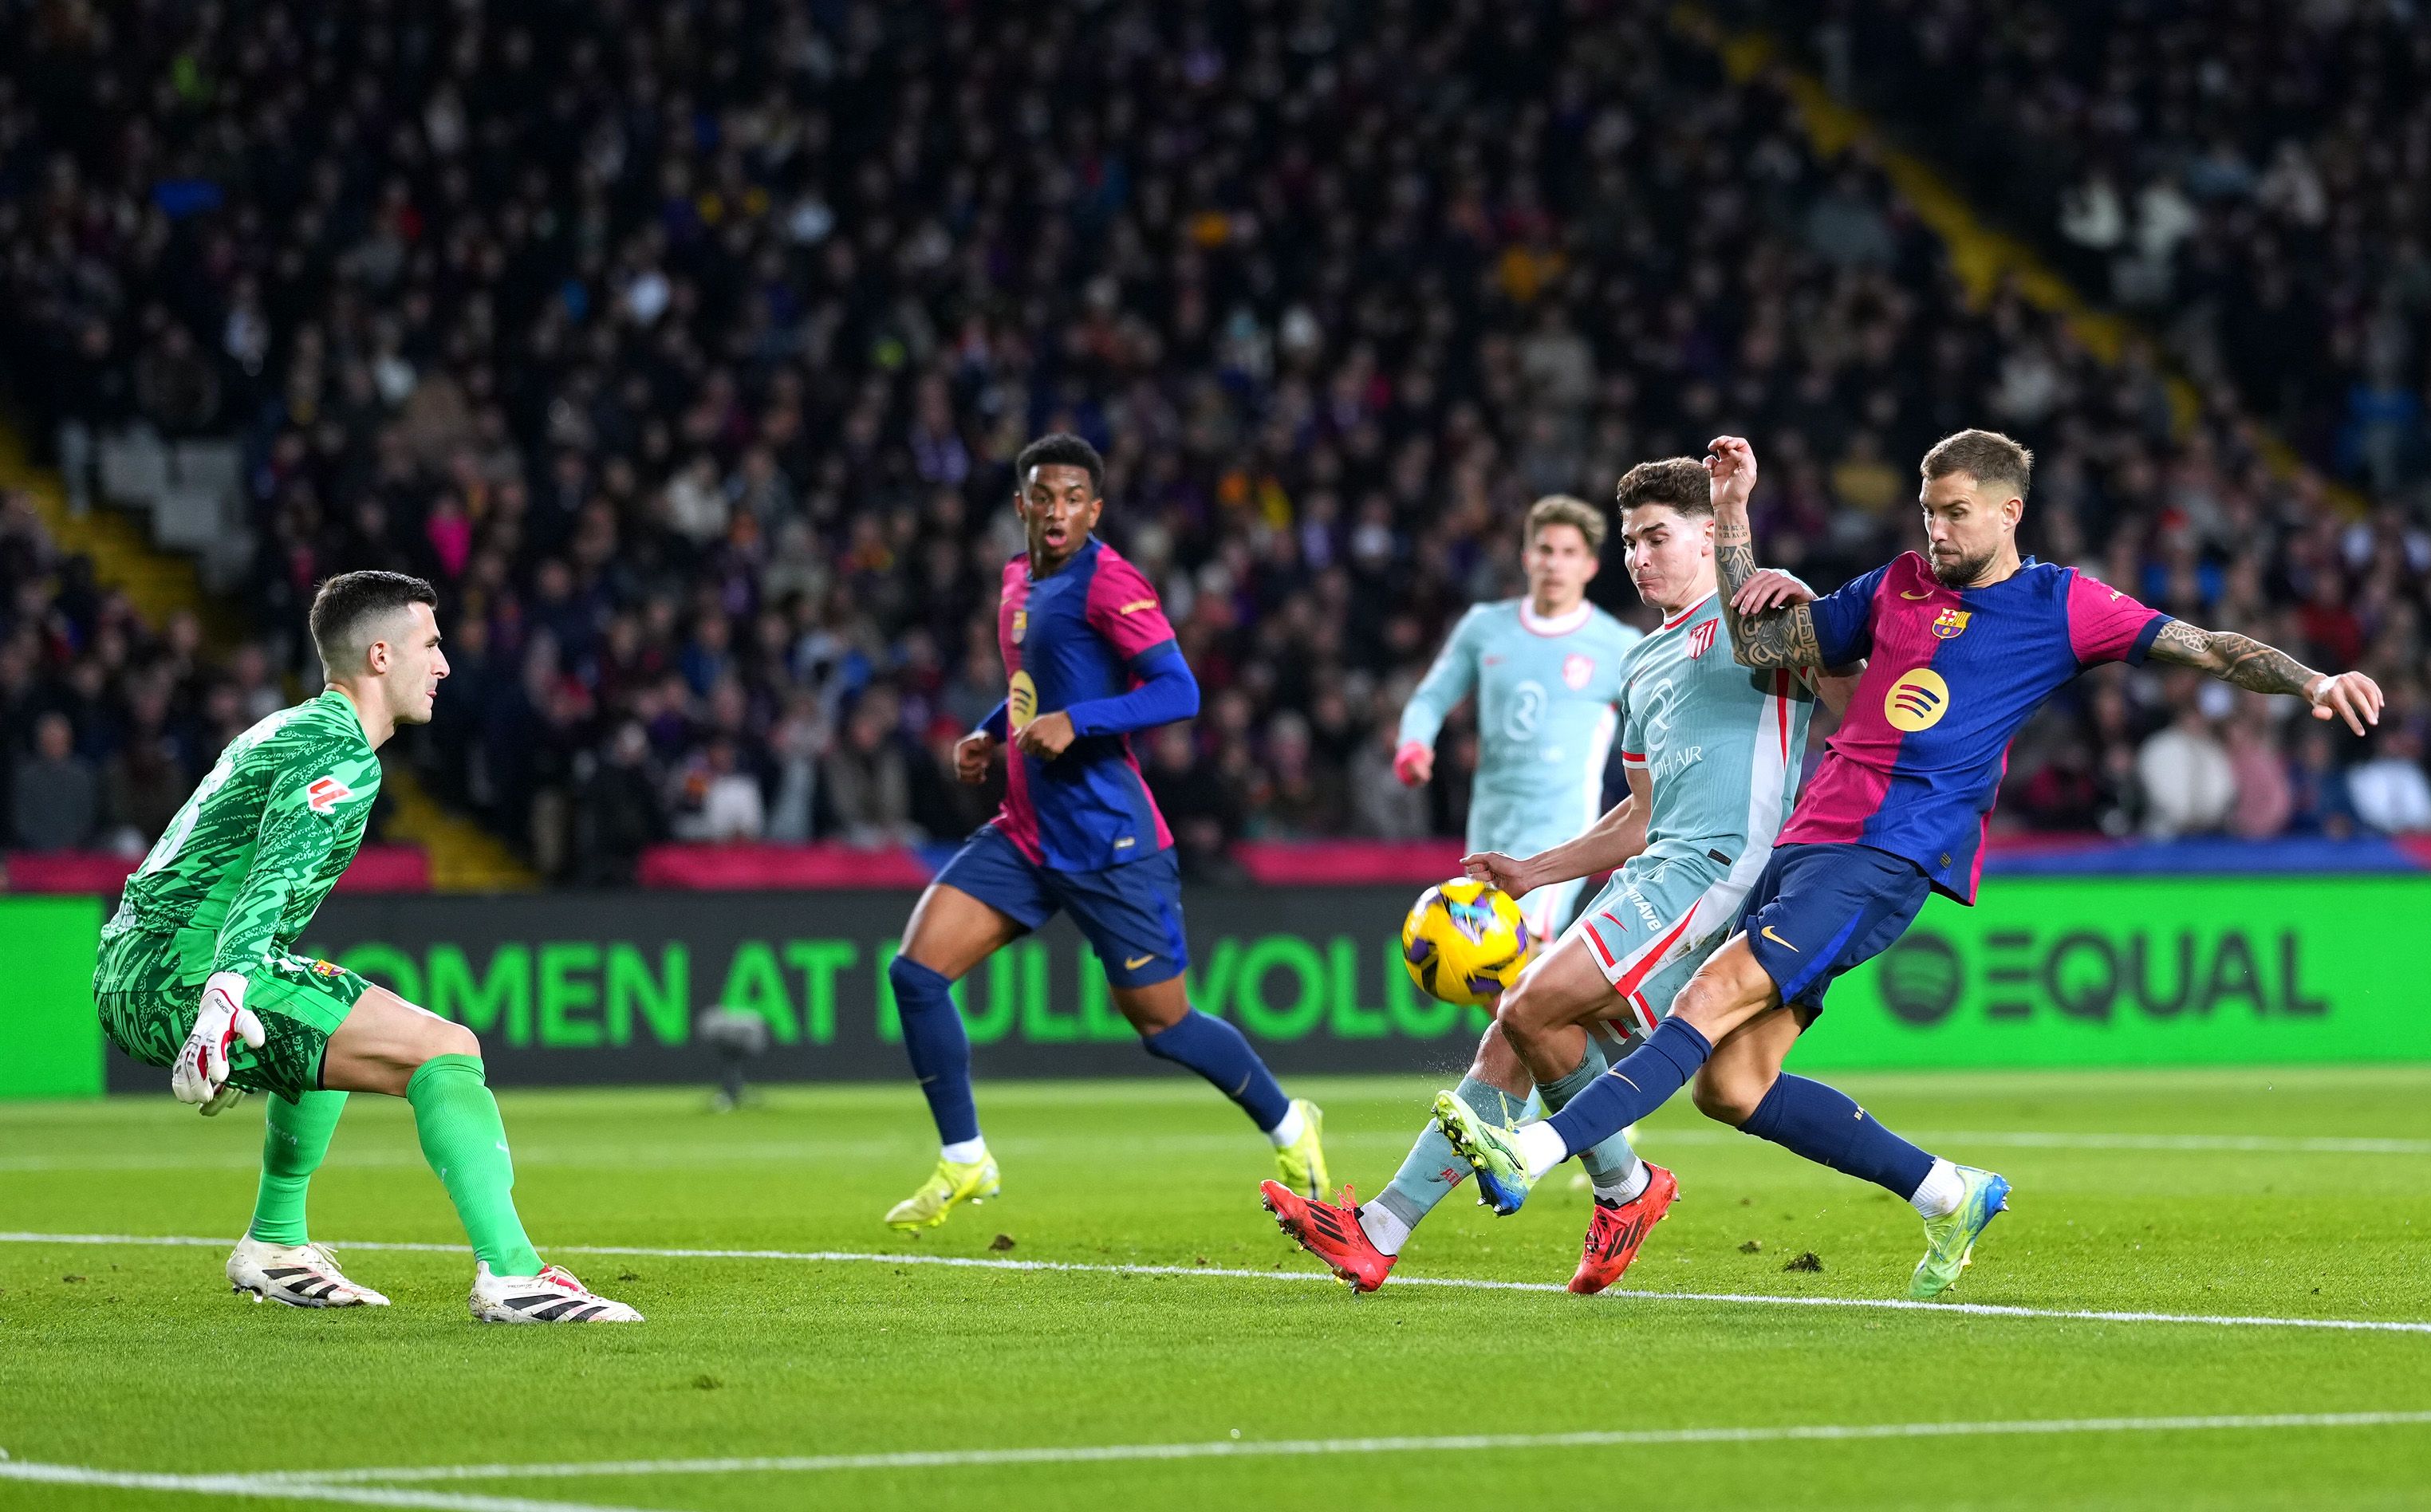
[1921,428,2034,498]
[1526,494,1607,553]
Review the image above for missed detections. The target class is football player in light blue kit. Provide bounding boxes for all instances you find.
[1266,471,1847,1294]
[1394,494,1642,949]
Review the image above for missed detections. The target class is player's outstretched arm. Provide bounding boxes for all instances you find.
[2147,620,2384,735]
[1705,436,1826,671]
[1466,772,1649,897]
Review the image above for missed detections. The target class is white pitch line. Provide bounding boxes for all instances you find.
[8,1127,2428,1175]
[0,1458,652,1512]
[6,1230,2429,1336]
[211,1410,2431,1485]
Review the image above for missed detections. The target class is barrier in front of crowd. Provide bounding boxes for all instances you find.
[6,872,2425,1097]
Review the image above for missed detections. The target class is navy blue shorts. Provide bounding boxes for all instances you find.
[1739,842,1932,1017]
[933,824,1188,988]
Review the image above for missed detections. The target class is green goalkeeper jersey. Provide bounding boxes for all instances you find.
[99,690,382,980]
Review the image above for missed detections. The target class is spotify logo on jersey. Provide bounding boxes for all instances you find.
[1884,667,1951,731]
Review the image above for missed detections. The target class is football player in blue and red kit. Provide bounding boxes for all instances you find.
[1437,429,2383,1299]
[881,433,1330,1230]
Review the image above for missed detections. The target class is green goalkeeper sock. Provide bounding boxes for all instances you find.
[405,1053,543,1277]
[248,1090,347,1245]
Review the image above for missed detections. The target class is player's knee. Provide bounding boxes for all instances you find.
[1690,1066,1767,1128]
[887,952,954,1014]
[427,1018,480,1063]
[1492,978,1553,1043]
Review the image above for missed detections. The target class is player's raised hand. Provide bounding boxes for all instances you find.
[2307,670,2384,736]
[1013,710,1078,758]
[1393,741,1434,786]
[954,730,998,783]
[1731,567,1815,616]
[172,971,265,1108]
[1461,850,1536,899]
[1704,435,1759,514]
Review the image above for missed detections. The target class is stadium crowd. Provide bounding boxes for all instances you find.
[3,0,2429,880]
[1764,0,2431,498]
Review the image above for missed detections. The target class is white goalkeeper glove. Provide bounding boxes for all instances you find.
[173,971,265,1108]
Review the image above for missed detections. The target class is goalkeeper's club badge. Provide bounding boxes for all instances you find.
[305,775,353,814]
[1563,653,1594,690]
[1931,607,1972,640]
[1688,620,1719,659]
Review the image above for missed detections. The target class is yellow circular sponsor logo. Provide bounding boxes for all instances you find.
[1007,669,1038,726]
[1883,667,1951,731]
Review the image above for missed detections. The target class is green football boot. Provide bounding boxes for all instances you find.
[884,1155,1002,1231]
[1271,1099,1330,1199]
[1910,1166,2011,1299]
[1432,1089,1536,1215]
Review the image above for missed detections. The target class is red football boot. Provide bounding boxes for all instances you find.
[1568,1162,1679,1295]
[1260,1179,1397,1293]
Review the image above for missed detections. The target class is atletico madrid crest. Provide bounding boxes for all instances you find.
[1930,608,1972,640]
[1562,653,1594,690]
[1687,619,1719,659]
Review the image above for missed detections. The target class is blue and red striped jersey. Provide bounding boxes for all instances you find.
[992,536,1178,872]
[1780,551,2171,902]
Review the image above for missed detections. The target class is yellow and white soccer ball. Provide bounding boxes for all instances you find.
[1400,878,1535,1007]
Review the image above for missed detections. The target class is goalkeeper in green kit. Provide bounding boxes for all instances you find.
[93,571,640,1323]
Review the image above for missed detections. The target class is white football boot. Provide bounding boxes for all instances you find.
[467,1262,644,1323]
[227,1237,392,1308]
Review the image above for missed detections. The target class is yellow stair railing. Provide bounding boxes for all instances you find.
[1676,6,2359,514]
[1,421,535,890]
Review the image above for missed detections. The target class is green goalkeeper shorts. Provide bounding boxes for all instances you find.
[94,929,371,1102]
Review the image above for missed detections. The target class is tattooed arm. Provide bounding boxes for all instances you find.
[2145,620,2386,735]
[1704,435,1826,669]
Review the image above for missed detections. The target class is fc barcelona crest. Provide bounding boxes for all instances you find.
[1011,608,1028,643]
[1562,653,1594,690]
[1930,608,1971,640]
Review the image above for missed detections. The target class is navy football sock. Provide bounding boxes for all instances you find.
[1142,1011,1292,1131]
[1546,1018,1712,1156]
[1538,1041,1645,1196]
[889,954,980,1147]
[1740,1074,1935,1199]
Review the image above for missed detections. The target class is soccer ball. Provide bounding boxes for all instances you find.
[1400,878,1534,1006]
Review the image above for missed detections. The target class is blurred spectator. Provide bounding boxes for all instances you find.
[2222,702,2294,841]
[1350,722,1431,840]
[668,737,766,844]
[824,689,918,849]
[2349,730,2431,836]
[2136,687,2235,838]
[2287,727,2361,840]
[572,723,664,885]
[14,713,98,852]
[1145,723,1242,883]
[102,735,191,856]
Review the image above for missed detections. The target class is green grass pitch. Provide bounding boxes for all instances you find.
[5,1066,2431,1510]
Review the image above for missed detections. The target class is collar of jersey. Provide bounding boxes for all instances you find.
[1932,553,2041,597]
[1660,592,1715,630]
[321,686,369,742]
[1519,599,1594,636]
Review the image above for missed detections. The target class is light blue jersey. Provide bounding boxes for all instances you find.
[1578,592,1816,1031]
[1398,598,1642,940]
